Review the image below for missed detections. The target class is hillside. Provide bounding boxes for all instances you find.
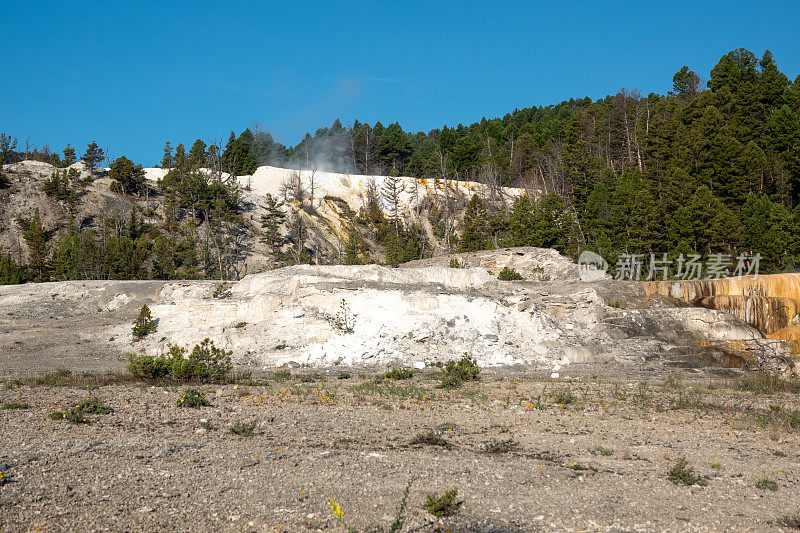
[0,160,527,280]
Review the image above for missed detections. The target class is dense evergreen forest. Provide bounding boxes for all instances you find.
[1,48,799,283]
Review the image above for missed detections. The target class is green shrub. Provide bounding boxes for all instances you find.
[668,458,707,486]
[497,267,524,281]
[422,488,460,517]
[410,431,451,449]
[212,282,232,299]
[385,367,415,380]
[126,338,232,382]
[449,257,465,268]
[132,304,157,339]
[178,388,211,408]
[439,354,480,389]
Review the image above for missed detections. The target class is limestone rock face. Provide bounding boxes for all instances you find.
[2,249,788,374]
[645,274,800,338]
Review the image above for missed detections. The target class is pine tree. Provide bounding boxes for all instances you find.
[81,141,105,176]
[132,304,157,339]
[459,194,490,252]
[0,253,23,284]
[161,141,173,169]
[23,209,48,282]
[381,176,405,233]
[260,193,286,255]
[109,156,146,195]
[62,144,76,166]
[188,139,207,168]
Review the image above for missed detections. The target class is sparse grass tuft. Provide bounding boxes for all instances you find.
[2,401,29,410]
[570,462,598,472]
[668,458,707,486]
[229,420,257,437]
[483,438,520,454]
[593,446,614,456]
[199,421,218,431]
[756,478,779,491]
[778,510,800,528]
[422,488,460,517]
[410,431,451,449]
[178,388,211,408]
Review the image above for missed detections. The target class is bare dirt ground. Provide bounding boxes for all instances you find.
[2,362,800,532]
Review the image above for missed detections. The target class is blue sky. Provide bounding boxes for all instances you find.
[1,0,799,165]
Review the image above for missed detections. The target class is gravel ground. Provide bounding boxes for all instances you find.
[1,364,799,532]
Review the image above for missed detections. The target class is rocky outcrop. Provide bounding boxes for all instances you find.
[1,249,785,374]
[644,274,800,341]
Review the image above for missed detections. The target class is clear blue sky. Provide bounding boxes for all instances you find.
[2,0,799,166]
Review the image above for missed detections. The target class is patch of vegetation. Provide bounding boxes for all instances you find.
[384,367,415,380]
[410,431,451,449]
[667,458,707,486]
[2,401,29,410]
[422,488,460,518]
[774,450,786,457]
[497,267,524,281]
[74,397,114,414]
[337,371,351,380]
[756,478,779,491]
[299,372,324,383]
[126,338,232,382]
[229,420,257,437]
[234,321,247,328]
[483,438,520,454]
[435,422,458,433]
[738,373,800,394]
[553,388,574,405]
[611,384,629,401]
[30,370,134,388]
[48,397,113,423]
[777,510,800,529]
[449,257,465,268]
[199,421,218,431]
[438,354,480,389]
[212,282,232,299]
[273,368,292,381]
[593,446,614,456]
[570,463,598,472]
[0,465,12,486]
[132,304,157,339]
[178,388,211,408]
